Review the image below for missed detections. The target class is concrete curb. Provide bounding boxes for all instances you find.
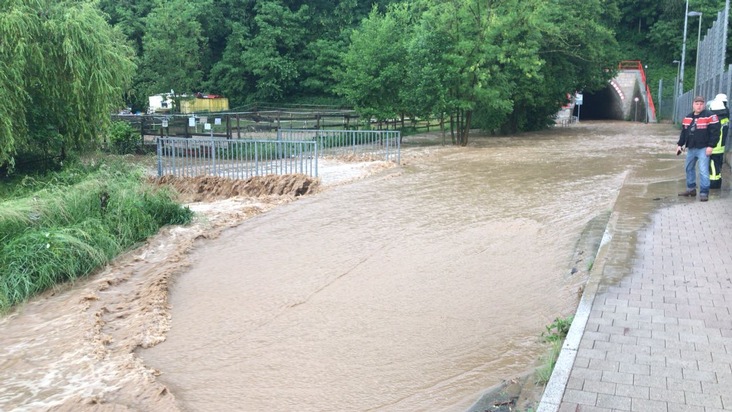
[536,211,617,411]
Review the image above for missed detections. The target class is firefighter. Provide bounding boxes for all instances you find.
[708,93,728,189]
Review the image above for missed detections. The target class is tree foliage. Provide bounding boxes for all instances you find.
[336,4,414,122]
[136,0,207,103]
[337,0,618,142]
[0,0,135,169]
[3,0,724,168]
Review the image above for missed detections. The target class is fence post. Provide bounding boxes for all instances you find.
[211,138,216,175]
[236,114,241,139]
[156,137,163,177]
[140,117,146,147]
[314,140,318,178]
[254,142,259,176]
[226,114,231,140]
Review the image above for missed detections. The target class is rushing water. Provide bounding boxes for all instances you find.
[0,121,685,411]
[138,122,681,411]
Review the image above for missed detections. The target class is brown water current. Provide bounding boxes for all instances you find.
[0,121,687,411]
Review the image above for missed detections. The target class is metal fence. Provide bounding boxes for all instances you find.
[155,129,401,180]
[674,3,730,130]
[156,137,318,179]
[276,129,401,164]
[675,66,732,128]
[697,9,728,86]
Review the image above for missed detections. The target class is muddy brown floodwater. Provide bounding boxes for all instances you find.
[0,121,684,411]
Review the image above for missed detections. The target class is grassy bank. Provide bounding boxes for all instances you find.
[0,159,192,312]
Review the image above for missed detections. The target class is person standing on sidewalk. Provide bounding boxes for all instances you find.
[707,93,728,189]
[677,95,720,202]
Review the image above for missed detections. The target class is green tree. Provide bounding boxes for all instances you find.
[208,0,310,105]
[336,4,414,125]
[401,0,503,144]
[240,0,310,102]
[340,0,619,141]
[502,0,619,132]
[135,0,208,109]
[97,0,156,55]
[0,0,135,170]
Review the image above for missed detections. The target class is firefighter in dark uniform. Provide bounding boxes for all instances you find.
[708,93,728,189]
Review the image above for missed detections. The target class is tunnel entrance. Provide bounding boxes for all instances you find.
[574,84,626,121]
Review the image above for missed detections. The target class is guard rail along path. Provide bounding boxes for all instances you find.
[156,130,400,179]
[156,137,318,179]
[277,129,401,164]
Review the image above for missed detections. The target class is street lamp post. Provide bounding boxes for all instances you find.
[680,0,691,97]
[689,11,703,96]
[673,60,681,122]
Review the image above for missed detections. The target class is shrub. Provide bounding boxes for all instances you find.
[108,121,140,154]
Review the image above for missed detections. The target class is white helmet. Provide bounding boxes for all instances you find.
[710,99,726,111]
[709,93,729,110]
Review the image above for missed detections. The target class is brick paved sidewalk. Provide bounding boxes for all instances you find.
[539,194,732,411]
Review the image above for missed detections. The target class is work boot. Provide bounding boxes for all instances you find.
[700,193,709,202]
[678,188,696,197]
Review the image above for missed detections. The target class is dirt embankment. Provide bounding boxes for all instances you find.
[153,174,320,202]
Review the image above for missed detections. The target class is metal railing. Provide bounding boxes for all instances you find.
[276,129,401,164]
[156,137,318,179]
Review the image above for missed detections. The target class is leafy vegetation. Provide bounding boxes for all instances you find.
[535,316,574,384]
[0,0,135,171]
[100,0,684,143]
[541,316,574,343]
[0,161,192,312]
[3,0,728,167]
[108,121,141,155]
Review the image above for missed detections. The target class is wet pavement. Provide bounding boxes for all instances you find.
[539,158,732,411]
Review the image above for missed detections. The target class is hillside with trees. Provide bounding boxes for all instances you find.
[1,0,729,168]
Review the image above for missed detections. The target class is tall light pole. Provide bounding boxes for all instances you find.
[673,60,681,122]
[689,11,703,96]
[680,0,691,97]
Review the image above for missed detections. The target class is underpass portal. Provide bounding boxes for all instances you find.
[575,84,626,121]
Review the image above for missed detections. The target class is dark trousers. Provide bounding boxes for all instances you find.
[710,153,723,189]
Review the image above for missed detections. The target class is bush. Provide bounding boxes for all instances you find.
[108,121,140,154]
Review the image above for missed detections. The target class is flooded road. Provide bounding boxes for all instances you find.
[0,121,688,411]
[138,121,683,411]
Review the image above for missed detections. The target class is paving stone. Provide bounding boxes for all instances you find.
[540,186,732,412]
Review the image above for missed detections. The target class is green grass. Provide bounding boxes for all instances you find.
[535,340,563,385]
[535,316,574,385]
[0,159,193,312]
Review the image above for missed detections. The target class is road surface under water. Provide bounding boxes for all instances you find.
[139,121,682,411]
